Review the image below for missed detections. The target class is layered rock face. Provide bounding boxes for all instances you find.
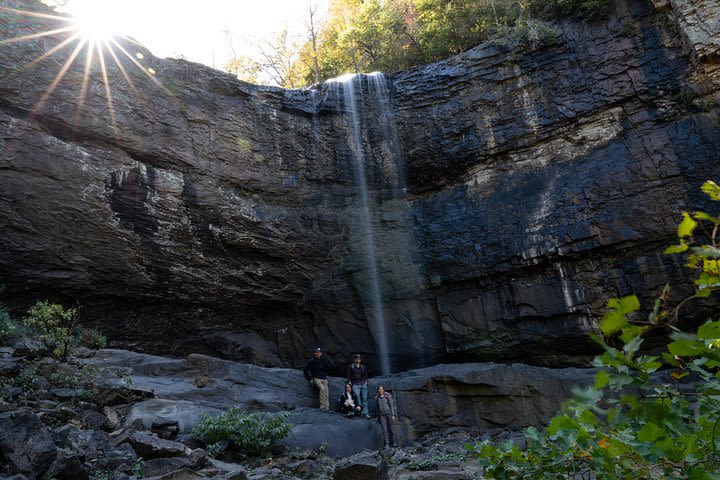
[1,0,719,372]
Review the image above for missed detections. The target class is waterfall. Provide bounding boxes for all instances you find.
[368,72,406,196]
[329,73,391,375]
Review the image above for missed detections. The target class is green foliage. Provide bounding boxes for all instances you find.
[528,0,611,19]
[19,301,106,357]
[88,470,113,480]
[130,459,146,479]
[471,180,720,479]
[192,408,292,457]
[75,326,107,349]
[49,365,102,402]
[0,285,19,342]
[407,450,470,470]
[3,360,43,400]
[284,0,609,85]
[0,306,16,341]
[23,301,78,358]
[488,18,560,51]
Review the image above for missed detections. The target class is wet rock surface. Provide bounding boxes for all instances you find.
[0,0,719,373]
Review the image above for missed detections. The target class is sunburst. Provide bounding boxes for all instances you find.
[0,3,167,138]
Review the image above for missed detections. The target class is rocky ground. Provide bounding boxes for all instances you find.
[0,343,577,480]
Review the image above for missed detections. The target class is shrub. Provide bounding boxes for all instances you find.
[0,285,19,343]
[192,408,292,457]
[529,0,611,19]
[0,306,16,341]
[75,326,107,349]
[470,181,720,479]
[489,18,560,51]
[14,360,41,399]
[23,301,78,358]
[49,365,102,402]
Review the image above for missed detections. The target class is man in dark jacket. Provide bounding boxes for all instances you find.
[303,347,333,409]
[347,353,370,418]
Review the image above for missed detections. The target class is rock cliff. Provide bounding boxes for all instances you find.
[0,0,719,372]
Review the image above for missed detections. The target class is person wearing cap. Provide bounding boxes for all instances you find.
[303,347,334,409]
[347,353,370,418]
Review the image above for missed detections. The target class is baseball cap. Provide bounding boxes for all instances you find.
[314,347,322,353]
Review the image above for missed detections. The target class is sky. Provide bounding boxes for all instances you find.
[44,0,328,71]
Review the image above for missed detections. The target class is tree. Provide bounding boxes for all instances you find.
[304,0,323,84]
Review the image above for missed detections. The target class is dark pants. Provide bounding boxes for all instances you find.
[378,414,394,447]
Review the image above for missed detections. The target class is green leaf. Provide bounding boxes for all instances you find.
[691,246,720,259]
[600,295,639,335]
[696,287,712,298]
[668,337,702,356]
[701,180,720,201]
[678,212,697,238]
[609,295,641,314]
[623,335,643,355]
[636,422,663,442]
[547,414,580,435]
[693,211,720,224]
[572,386,603,405]
[665,242,688,254]
[690,467,716,480]
[595,370,610,389]
[697,321,720,340]
[620,325,647,345]
[635,355,661,373]
[524,425,540,442]
[578,409,598,426]
[600,310,626,335]
[608,374,633,390]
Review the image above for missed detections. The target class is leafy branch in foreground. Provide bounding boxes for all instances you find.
[470,180,720,480]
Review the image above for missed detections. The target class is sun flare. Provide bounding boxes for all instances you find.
[70,1,123,42]
[0,2,166,139]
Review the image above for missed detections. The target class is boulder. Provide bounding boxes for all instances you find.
[286,459,321,477]
[78,409,111,430]
[283,408,382,457]
[53,424,110,459]
[373,362,596,440]
[94,442,138,471]
[47,449,88,480]
[143,457,194,477]
[143,469,209,480]
[123,399,223,435]
[114,430,191,460]
[0,408,57,477]
[333,450,388,480]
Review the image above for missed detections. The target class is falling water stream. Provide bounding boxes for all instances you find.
[329,73,391,375]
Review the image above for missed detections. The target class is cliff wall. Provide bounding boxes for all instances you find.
[0,0,718,372]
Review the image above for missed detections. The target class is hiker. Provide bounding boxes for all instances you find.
[337,382,362,416]
[347,353,370,418]
[375,384,397,448]
[303,346,333,409]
